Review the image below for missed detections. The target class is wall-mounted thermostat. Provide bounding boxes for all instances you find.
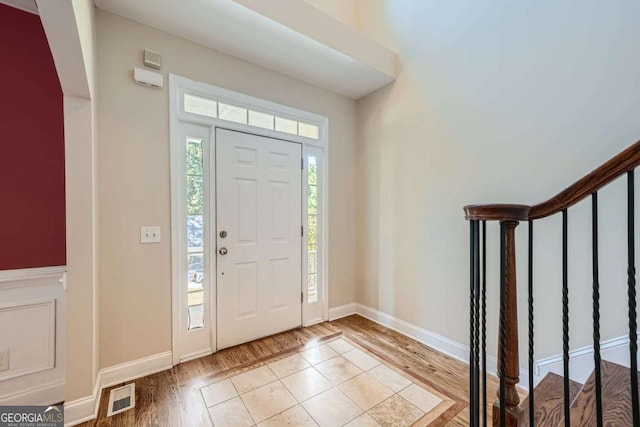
[133,67,163,89]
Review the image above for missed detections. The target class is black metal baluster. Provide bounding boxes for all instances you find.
[528,220,535,426]
[474,221,481,426]
[562,209,570,427]
[470,220,479,427]
[628,171,639,426]
[592,193,603,427]
[482,221,487,427]
[499,222,507,427]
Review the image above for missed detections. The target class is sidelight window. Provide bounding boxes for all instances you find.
[307,155,320,303]
[186,137,205,330]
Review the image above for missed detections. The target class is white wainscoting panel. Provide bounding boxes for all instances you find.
[0,299,56,381]
[0,266,66,405]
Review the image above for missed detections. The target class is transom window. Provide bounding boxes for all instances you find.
[184,93,320,140]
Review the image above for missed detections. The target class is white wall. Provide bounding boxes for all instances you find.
[356,0,640,364]
[96,10,357,368]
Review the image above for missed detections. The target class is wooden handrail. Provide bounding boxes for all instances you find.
[466,138,640,426]
[464,139,640,221]
[465,204,530,222]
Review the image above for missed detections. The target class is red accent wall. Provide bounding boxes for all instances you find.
[0,4,65,270]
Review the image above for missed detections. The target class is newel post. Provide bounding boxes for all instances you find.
[465,204,529,427]
[493,220,522,426]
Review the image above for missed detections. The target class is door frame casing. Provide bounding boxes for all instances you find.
[169,75,330,365]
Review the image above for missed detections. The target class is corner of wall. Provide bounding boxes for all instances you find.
[38,0,100,405]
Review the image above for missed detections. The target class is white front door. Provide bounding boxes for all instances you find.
[216,129,302,349]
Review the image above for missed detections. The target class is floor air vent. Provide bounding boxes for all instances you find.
[107,383,135,417]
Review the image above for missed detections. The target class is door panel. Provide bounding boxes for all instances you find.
[216,129,302,349]
[236,179,258,243]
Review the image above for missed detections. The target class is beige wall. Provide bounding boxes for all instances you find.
[38,0,99,402]
[356,0,640,361]
[63,95,97,401]
[72,0,97,98]
[96,10,357,368]
[304,0,358,29]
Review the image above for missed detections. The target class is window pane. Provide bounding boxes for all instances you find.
[275,117,298,135]
[308,215,317,244]
[186,138,203,175]
[188,303,204,330]
[219,103,247,124]
[308,274,318,303]
[187,253,204,330]
[187,175,204,215]
[308,186,318,215]
[187,215,203,248]
[184,94,217,118]
[249,110,274,130]
[308,157,317,185]
[308,251,317,274]
[187,253,204,289]
[299,122,319,139]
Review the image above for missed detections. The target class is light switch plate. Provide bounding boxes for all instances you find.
[140,226,161,244]
[0,349,9,372]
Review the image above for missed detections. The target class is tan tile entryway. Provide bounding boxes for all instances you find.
[199,336,460,426]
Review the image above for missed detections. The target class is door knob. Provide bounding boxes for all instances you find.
[219,247,228,255]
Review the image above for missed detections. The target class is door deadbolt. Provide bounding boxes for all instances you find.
[219,247,228,255]
[219,230,227,238]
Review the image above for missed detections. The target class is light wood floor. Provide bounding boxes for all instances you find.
[76,315,499,426]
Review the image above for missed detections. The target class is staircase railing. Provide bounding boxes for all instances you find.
[465,139,640,426]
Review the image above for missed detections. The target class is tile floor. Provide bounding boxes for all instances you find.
[200,338,444,426]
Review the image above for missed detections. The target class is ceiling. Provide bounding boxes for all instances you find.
[93,0,397,99]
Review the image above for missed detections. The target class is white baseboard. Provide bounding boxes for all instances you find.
[64,351,172,426]
[100,351,172,388]
[64,373,101,427]
[337,303,530,390]
[536,335,639,385]
[0,381,65,406]
[328,302,640,390]
[303,317,325,327]
[328,303,358,321]
[356,304,470,363]
[178,349,213,364]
